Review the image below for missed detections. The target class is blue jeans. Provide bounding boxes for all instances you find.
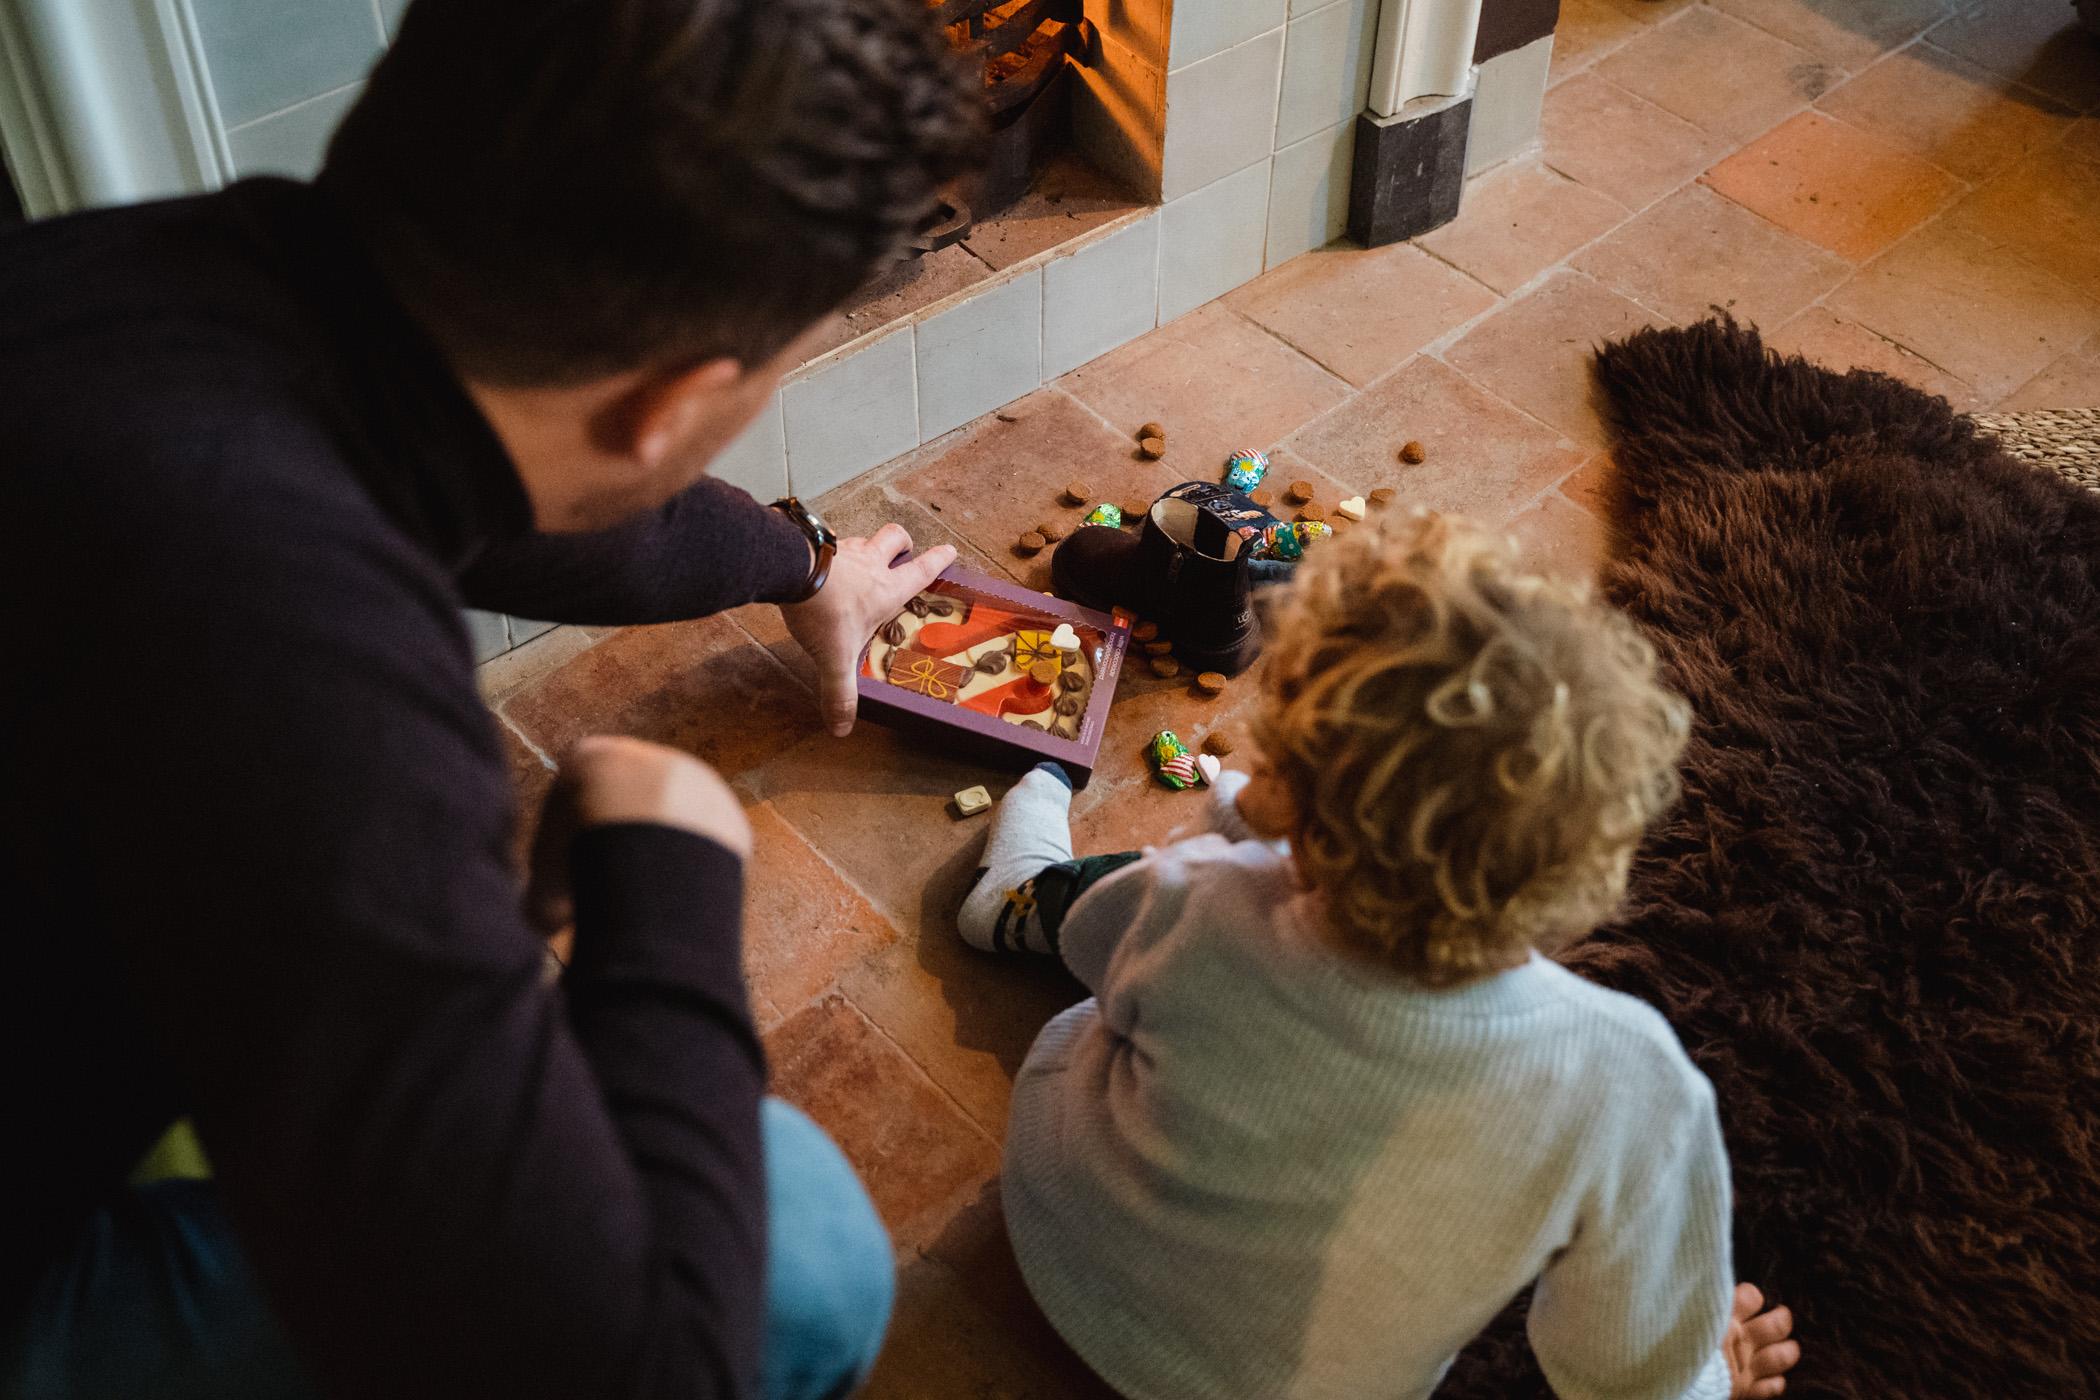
[2,1100,892,1400]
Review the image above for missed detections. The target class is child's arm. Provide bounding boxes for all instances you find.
[1526,1079,1736,1400]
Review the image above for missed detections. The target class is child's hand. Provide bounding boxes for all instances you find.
[1724,1282,1799,1398]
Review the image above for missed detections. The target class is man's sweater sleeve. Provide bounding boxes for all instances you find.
[1527,1062,1735,1400]
[78,512,768,1400]
[458,476,812,624]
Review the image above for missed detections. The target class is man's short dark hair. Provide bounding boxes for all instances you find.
[321,0,982,386]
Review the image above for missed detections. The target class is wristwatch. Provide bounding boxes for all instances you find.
[770,496,838,603]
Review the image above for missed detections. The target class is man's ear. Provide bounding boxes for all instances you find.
[612,358,745,469]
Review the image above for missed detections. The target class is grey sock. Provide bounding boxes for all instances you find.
[957,766,1075,954]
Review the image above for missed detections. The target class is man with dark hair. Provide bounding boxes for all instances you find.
[0,1,981,1397]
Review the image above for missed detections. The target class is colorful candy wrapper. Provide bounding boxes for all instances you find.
[1257,523,1303,561]
[1084,503,1123,528]
[1224,449,1269,492]
[1149,729,1206,790]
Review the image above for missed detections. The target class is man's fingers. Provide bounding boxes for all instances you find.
[870,522,912,565]
[1733,1282,1765,1320]
[1744,1306,1793,1346]
[888,542,957,601]
[819,652,859,737]
[1747,1377,1786,1399]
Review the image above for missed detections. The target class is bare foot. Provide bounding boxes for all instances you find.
[1725,1283,1800,1399]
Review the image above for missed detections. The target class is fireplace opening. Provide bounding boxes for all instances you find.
[799,0,1152,366]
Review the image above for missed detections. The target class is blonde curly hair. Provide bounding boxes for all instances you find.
[1255,510,1690,986]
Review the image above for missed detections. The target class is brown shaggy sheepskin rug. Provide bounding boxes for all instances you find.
[1434,319,2100,1400]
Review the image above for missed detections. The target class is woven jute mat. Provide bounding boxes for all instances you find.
[1971,406,2100,493]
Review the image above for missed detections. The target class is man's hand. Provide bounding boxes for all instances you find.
[525,736,751,936]
[1724,1282,1800,1399]
[782,523,957,737]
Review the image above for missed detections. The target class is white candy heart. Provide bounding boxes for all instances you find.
[1049,623,1081,651]
[1195,753,1222,785]
[1336,495,1367,521]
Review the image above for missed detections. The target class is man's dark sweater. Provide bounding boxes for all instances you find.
[0,179,816,1397]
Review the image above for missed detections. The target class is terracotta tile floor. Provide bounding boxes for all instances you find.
[490,2,2098,1391]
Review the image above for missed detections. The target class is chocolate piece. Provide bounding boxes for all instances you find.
[1057,669,1087,692]
[1296,503,1328,523]
[878,619,907,645]
[1200,730,1235,756]
[1138,421,1165,440]
[1336,496,1367,521]
[1131,620,1160,642]
[1138,436,1166,460]
[1285,480,1314,504]
[1368,487,1396,508]
[1144,639,1175,655]
[1195,671,1227,696]
[1149,656,1182,679]
[1400,440,1426,464]
[1015,531,1047,556]
[1121,499,1150,523]
[1055,695,1082,717]
[887,650,971,700]
[1036,520,1068,542]
[1052,719,1078,740]
[975,650,1008,675]
[1029,659,1059,685]
[905,596,932,618]
[1063,480,1092,505]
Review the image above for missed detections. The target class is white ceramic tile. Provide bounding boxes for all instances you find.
[509,617,557,646]
[1170,0,1289,70]
[1162,29,1285,201]
[914,269,1043,440]
[1265,119,1356,267]
[1276,0,1379,148]
[192,0,385,127]
[1043,214,1162,377]
[709,393,788,501]
[1467,34,1552,174]
[1086,0,1170,68]
[465,609,510,663]
[225,83,362,179]
[782,329,917,496]
[1073,32,1167,199]
[1159,158,1274,323]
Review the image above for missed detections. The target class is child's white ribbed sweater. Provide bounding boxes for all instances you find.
[1003,777,1734,1400]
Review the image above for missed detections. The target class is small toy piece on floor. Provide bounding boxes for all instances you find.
[1149,730,1206,790]
[953,784,993,817]
[1336,496,1367,521]
[1063,480,1093,505]
[1224,449,1269,492]
[1084,503,1123,527]
[1400,441,1426,464]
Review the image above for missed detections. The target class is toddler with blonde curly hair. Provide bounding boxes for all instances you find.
[959,510,1800,1400]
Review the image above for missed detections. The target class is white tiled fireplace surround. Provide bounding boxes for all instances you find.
[707,0,1387,519]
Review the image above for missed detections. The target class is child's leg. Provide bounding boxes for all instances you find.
[959,764,1140,955]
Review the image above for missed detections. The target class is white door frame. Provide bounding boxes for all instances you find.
[0,0,224,218]
[1366,0,1484,117]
